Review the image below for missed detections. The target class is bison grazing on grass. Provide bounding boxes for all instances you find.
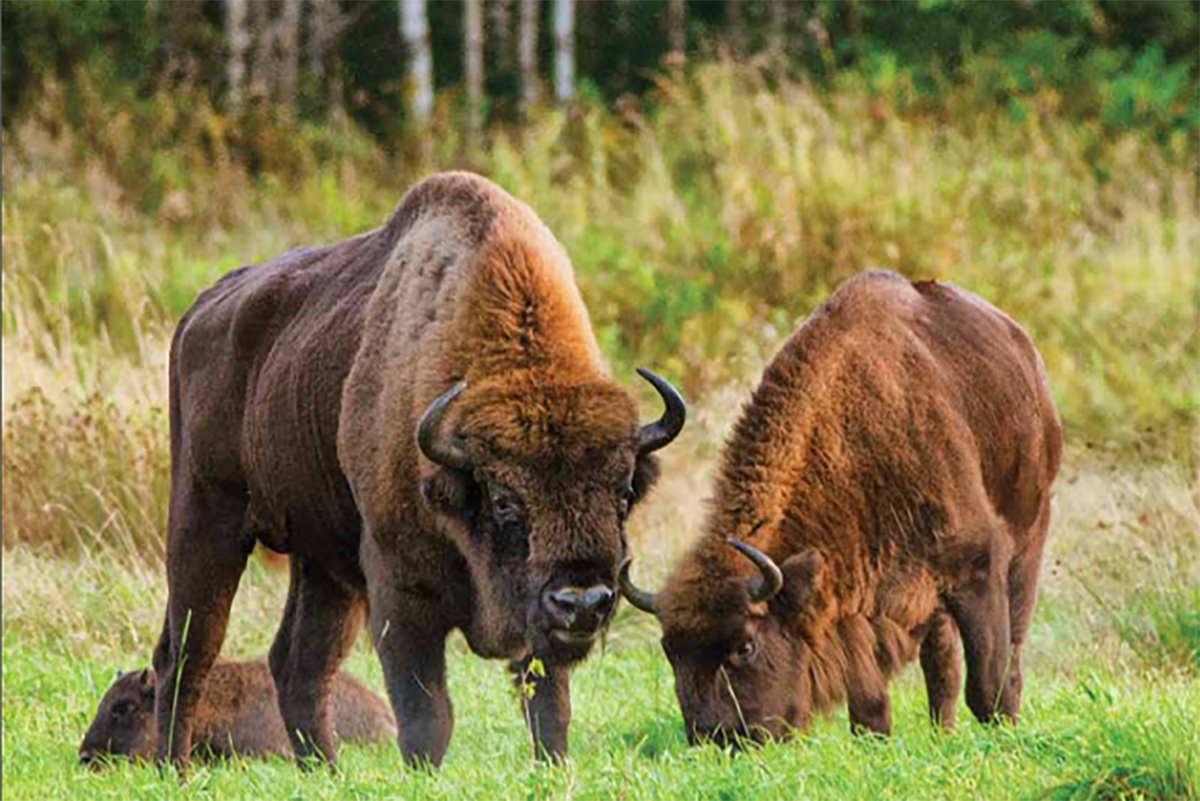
[621,270,1061,745]
[79,660,395,764]
[154,172,685,767]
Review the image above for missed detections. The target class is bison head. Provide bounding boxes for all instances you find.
[621,536,831,746]
[79,668,157,765]
[417,368,685,662]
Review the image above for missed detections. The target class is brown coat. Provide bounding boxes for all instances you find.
[80,660,395,762]
[623,270,1062,744]
[152,172,683,767]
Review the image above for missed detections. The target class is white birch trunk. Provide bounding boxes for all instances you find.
[553,0,574,105]
[519,0,540,116]
[401,0,434,123]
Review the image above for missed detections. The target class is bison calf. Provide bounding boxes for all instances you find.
[622,270,1062,745]
[79,659,395,764]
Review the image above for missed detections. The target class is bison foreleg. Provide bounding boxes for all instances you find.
[919,609,962,730]
[945,540,1015,726]
[370,589,454,768]
[510,656,571,761]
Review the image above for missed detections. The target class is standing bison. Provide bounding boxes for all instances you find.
[621,270,1061,744]
[154,172,685,767]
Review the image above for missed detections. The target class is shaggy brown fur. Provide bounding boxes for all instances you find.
[79,660,395,763]
[153,172,681,768]
[626,270,1062,744]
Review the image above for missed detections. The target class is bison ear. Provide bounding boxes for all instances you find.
[138,669,156,697]
[776,549,830,620]
[422,467,480,520]
[630,454,661,506]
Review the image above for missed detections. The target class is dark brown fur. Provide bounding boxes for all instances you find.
[153,173,673,767]
[640,270,1062,744]
[79,660,395,763]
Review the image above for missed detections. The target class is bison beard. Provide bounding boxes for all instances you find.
[622,270,1062,747]
[151,172,684,769]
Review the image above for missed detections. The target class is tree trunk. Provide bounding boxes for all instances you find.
[518,0,539,117]
[553,0,574,105]
[464,0,485,140]
[278,0,302,114]
[667,0,686,66]
[227,0,249,113]
[491,0,515,73]
[400,0,434,123]
[727,0,745,58]
[768,0,788,68]
[307,0,346,120]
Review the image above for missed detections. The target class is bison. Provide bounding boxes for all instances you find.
[153,172,685,767]
[620,270,1061,745]
[79,660,395,764]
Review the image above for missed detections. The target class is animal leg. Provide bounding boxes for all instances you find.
[510,655,572,761]
[1003,501,1051,723]
[153,479,251,765]
[919,609,962,730]
[370,583,454,768]
[269,557,365,766]
[842,615,891,735]
[945,537,1014,725]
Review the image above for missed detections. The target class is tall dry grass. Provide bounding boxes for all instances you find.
[3,61,1197,584]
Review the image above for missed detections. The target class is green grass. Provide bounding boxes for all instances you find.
[4,452,1199,801]
[3,548,1197,801]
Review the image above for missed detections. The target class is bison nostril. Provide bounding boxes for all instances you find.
[581,585,615,616]
[544,585,616,629]
[79,748,95,764]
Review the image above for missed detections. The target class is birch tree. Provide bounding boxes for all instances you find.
[226,0,249,113]
[400,0,433,123]
[667,0,686,66]
[464,0,485,139]
[553,0,574,105]
[278,0,302,113]
[519,0,539,117]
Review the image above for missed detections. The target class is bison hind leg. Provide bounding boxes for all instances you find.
[269,557,366,768]
[154,480,254,765]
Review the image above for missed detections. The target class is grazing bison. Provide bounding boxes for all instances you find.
[79,660,395,764]
[154,172,685,767]
[621,270,1061,745]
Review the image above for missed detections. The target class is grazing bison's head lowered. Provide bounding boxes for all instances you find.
[418,368,685,661]
[79,669,157,764]
[621,533,831,746]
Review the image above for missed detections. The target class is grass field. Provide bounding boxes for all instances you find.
[3,444,1198,800]
[3,60,1199,800]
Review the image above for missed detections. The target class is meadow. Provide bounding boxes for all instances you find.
[3,61,1198,799]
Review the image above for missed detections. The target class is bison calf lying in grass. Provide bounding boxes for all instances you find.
[79,660,395,764]
[622,269,1062,745]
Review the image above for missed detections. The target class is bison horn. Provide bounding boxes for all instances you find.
[726,536,783,604]
[636,368,686,454]
[618,558,660,615]
[416,382,472,471]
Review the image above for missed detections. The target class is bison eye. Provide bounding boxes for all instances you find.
[111,700,134,718]
[489,492,523,528]
[728,640,758,667]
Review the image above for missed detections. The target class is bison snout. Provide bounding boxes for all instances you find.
[542,584,616,636]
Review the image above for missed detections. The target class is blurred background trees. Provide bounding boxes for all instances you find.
[3,0,1196,146]
[1,0,1197,463]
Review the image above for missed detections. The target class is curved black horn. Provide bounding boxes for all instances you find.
[416,382,472,471]
[636,368,687,454]
[618,558,660,615]
[726,537,783,604]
